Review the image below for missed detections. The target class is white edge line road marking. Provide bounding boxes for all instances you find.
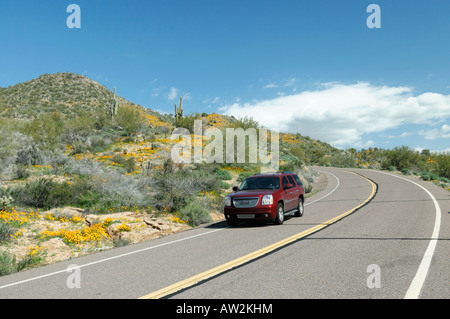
[0,171,340,291]
[0,228,224,290]
[374,171,442,299]
[305,171,340,206]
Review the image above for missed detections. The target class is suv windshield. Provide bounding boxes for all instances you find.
[239,176,280,190]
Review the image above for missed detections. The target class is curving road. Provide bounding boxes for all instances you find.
[0,167,449,299]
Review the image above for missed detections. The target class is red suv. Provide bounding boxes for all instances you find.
[224,172,305,226]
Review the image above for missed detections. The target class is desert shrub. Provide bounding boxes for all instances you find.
[0,222,14,244]
[95,173,148,211]
[230,116,260,130]
[215,169,232,180]
[13,178,56,209]
[436,153,450,179]
[151,170,196,213]
[329,152,358,168]
[0,187,13,209]
[0,131,28,176]
[401,168,412,175]
[15,144,43,166]
[279,157,303,172]
[178,199,212,227]
[111,154,127,166]
[220,181,230,189]
[0,251,17,277]
[63,158,105,177]
[382,146,420,172]
[62,159,150,213]
[115,106,144,135]
[13,164,30,180]
[0,250,42,276]
[124,158,136,173]
[190,170,222,193]
[111,154,135,173]
[21,112,64,149]
[151,168,222,214]
[420,172,440,181]
[439,177,450,183]
[64,132,89,155]
[175,113,202,132]
[237,171,254,183]
[11,174,89,210]
[12,178,75,209]
[88,135,113,153]
[289,145,309,165]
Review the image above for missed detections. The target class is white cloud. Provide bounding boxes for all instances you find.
[152,87,160,97]
[154,108,170,115]
[419,124,450,140]
[183,92,192,101]
[168,87,179,101]
[284,78,296,87]
[263,83,278,89]
[204,97,220,104]
[220,82,450,147]
[381,131,413,139]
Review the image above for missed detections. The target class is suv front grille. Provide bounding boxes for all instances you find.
[233,197,259,208]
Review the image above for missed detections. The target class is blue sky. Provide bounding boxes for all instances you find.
[1,0,450,151]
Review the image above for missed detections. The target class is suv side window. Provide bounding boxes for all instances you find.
[282,176,290,188]
[293,174,303,186]
[287,175,296,186]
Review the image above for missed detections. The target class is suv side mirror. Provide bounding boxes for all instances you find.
[284,183,293,189]
[232,186,239,192]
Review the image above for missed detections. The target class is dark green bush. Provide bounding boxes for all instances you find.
[0,251,17,277]
[15,144,43,166]
[178,199,212,227]
[382,146,420,172]
[436,154,450,179]
[151,168,222,215]
[420,172,439,181]
[115,106,144,135]
[13,178,55,209]
[0,222,14,244]
[237,171,254,183]
[216,169,232,180]
[13,164,30,180]
[124,158,136,173]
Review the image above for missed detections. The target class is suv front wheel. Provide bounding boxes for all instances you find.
[274,203,284,225]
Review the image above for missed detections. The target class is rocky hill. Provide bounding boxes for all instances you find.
[0,72,164,121]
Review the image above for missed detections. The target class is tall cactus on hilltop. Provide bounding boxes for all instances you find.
[111,87,120,119]
[174,96,183,123]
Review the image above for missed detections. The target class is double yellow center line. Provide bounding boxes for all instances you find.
[140,171,377,299]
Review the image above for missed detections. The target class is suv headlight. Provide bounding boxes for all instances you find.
[261,194,273,205]
[225,196,232,207]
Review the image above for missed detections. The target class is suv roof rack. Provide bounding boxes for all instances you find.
[254,172,280,175]
[253,171,294,176]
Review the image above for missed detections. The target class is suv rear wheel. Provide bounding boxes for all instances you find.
[295,198,304,217]
[274,203,284,225]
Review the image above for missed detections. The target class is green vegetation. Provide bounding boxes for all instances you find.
[353,146,450,188]
[1,72,449,275]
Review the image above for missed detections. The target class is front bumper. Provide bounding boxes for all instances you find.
[224,205,277,221]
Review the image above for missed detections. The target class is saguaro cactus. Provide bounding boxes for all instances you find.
[174,97,183,123]
[111,87,120,118]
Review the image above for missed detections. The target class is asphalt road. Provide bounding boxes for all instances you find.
[0,167,449,299]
